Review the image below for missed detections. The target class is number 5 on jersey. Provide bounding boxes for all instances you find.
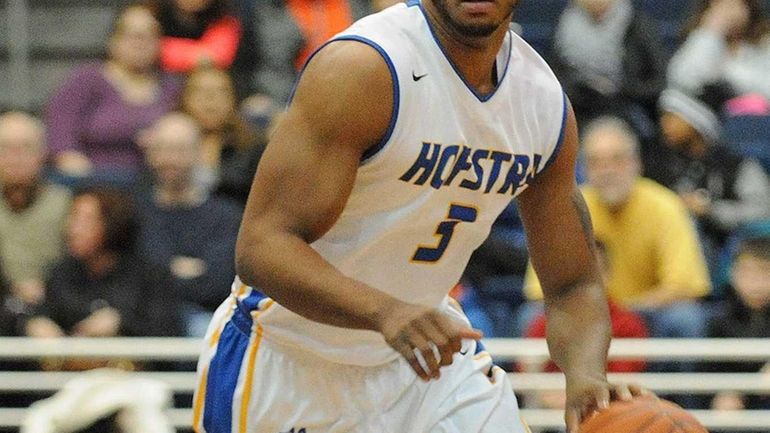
[412,203,478,263]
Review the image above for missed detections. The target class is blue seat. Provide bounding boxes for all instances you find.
[633,0,694,21]
[722,115,770,173]
[513,0,567,55]
[633,0,695,52]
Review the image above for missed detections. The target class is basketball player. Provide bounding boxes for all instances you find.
[193,0,644,431]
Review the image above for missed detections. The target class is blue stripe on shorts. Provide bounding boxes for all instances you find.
[203,313,253,432]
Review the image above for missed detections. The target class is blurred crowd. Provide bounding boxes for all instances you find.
[0,0,768,422]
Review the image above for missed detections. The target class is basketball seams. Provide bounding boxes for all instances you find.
[581,399,655,432]
[579,398,706,433]
[630,412,666,433]
[659,400,706,433]
[664,409,705,433]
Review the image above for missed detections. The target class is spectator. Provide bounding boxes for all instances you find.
[147,0,250,82]
[251,0,371,103]
[24,187,180,340]
[668,0,770,100]
[658,88,770,258]
[46,4,181,185]
[524,117,711,340]
[0,112,71,327]
[705,232,770,417]
[180,66,266,204]
[550,0,667,131]
[138,113,241,337]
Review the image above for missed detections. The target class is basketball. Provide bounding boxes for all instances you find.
[579,397,708,433]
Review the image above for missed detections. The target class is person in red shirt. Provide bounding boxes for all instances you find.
[147,0,242,73]
[525,301,648,374]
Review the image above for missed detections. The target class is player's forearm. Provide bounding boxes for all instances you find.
[544,281,611,380]
[236,229,401,331]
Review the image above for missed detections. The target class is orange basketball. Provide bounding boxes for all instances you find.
[579,396,708,433]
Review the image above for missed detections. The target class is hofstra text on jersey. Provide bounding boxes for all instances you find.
[399,142,543,195]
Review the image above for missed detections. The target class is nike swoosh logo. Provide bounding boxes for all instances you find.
[412,71,428,81]
[459,347,469,355]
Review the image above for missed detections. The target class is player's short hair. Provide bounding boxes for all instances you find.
[737,234,770,262]
[581,116,640,158]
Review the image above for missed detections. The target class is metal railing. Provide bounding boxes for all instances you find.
[3,337,770,362]
[0,338,768,431]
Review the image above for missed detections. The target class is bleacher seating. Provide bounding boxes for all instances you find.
[0,0,122,112]
[512,0,567,54]
[633,0,694,51]
[512,0,695,56]
[27,2,118,108]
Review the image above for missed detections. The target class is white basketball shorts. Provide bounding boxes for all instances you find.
[192,293,531,433]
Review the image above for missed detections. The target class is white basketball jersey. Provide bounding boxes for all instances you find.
[249,0,567,365]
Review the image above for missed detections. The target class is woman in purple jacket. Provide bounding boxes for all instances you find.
[45,4,181,186]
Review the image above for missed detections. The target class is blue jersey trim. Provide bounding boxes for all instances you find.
[406,0,420,6]
[334,36,400,163]
[418,4,512,103]
[285,36,400,164]
[541,92,569,173]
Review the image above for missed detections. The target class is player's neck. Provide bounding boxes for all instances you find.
[422,1,509,93]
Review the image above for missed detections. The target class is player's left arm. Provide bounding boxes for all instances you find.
[516,101,643,432]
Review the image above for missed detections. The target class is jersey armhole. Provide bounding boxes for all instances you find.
[538,92,569,175]
[286,36,401,164]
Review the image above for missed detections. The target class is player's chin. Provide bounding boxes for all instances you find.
[452,17,504,38]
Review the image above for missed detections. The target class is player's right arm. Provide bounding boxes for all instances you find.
[235,41,481,380]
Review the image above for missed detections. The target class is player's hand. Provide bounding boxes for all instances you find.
[564,375,650,433]
[377,302,482,381]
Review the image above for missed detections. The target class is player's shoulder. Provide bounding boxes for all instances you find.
[330,1,423,61]
[505,31,562,93]
[291,38,395,116]
[343,1,420,37]
[298,3,419,82]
